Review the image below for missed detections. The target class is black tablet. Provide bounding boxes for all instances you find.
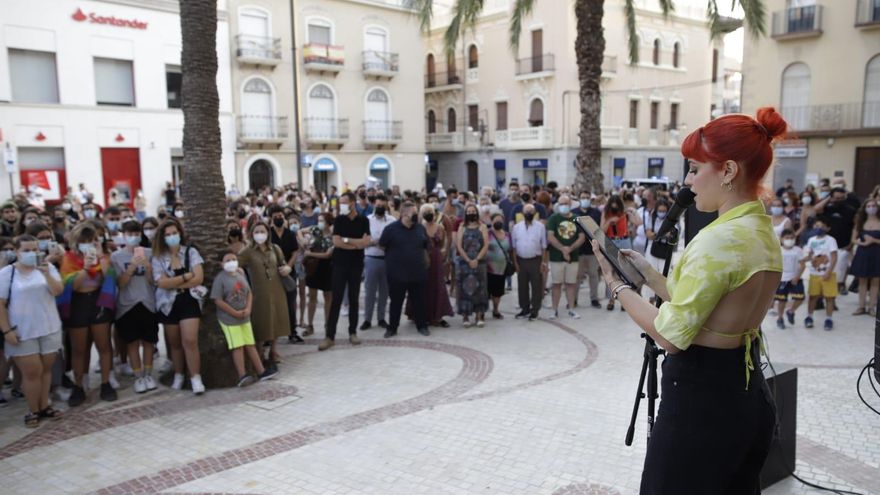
[575,216,647,289]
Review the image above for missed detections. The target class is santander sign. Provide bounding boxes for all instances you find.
[72,8,148,30]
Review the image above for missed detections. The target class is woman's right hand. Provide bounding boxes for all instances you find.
[619,249,652,274]
[84,252,98,267]
[4,329,19,346]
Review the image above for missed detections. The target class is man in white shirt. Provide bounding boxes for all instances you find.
[511,204,548,321]
[361,195,393,330]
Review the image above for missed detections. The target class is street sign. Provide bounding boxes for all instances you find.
[3,144,16,174]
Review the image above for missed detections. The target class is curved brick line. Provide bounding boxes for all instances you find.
[91,339,494,495]
[551,482,622,495]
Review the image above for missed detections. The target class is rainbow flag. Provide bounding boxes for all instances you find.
[56,251,117,320]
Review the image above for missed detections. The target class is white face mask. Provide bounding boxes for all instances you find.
[801,196,812,205]
[223,260,239,273]
[782,239,795,248]
[144,229,156,239]
[317,221,327,230]
[339,203,351,215]
[253,233,268,244]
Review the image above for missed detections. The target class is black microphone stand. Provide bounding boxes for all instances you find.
[624,222,678,447]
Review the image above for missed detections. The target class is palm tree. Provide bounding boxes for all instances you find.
[178,0,238,388]
[411,0,766,194]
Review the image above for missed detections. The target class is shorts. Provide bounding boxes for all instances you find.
[158,291,202,325]
[4,330,62,358]
[550,261,579,285]
[809,274,838,298]
[487,273,506,298]
[65,291,114,328]
[219,321,256,350]
[774,280,805,302]
[115,303,160,344]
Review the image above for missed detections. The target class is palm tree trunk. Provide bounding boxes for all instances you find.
[179,0,238,388]
[574,0,605,194]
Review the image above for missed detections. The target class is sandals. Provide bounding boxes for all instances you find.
[438,320,450,328]
[302,325,315,337]
[606,301,615,311]
[492,312,503,320]
[852,307,868,316]
[24,412,40,428]
[39,406,63,421]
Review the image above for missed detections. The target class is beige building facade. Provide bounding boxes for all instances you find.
[741,0,880,199]
[424,0,725,192]
[228,0,426,193]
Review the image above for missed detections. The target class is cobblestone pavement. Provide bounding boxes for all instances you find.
[0,283,877,495]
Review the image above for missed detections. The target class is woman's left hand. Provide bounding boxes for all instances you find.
[4,329,19,346]
[591,240,618,285]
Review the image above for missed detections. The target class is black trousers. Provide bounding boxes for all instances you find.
[326,260,363,340]
[640,344,777,495]
[388,278,426,331]
[516,256,543,315]
[285,287,298,337]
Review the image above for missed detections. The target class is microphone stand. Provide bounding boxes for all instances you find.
[624,221,678,447]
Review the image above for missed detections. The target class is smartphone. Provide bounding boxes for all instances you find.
[134,247,146,259]
[47,241,58,253]
[36,252,46,266]
[575,216,647,288]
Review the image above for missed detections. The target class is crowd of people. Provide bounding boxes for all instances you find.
[0,172,877,428]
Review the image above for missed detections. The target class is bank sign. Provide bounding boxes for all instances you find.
[72,8,148,30]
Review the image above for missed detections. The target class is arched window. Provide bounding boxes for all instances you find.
[652,39,661,65]
[427,110,436,134]
[528,98,544,127]
[468,44,479,69]
[781,62,811,130]
[366,88,391,139]
[307,83,335,138]
[447,108,457,132]
[864,55,880,127]
[673,42,681,68]
[426,54,436,87]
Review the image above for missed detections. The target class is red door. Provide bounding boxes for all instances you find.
[100,148,141,208]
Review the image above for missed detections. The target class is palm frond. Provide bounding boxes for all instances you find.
[441,0,486,56]
[657,0,675,17]
[624,0,639,64]
[508,0,536,52]
[737,0,767,38]
[707,0,722,38]
[404,0,434,33]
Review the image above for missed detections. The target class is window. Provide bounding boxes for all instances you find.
[629,100,639,128]
[447,108,457,132]
[613,158,625,179]
[673,42,681,68]
[308,22,331,45]
[647,158,664,178]
[307,83,335,138]
[781,62,811,129]
[865,55,880,127]
[650,102,659,129]
[171,152,184,186]
[468,44,478,69]
[19,147,66,202]
[447,53,459,84]
[166,65,182,109]
[653,39,661,65]
[712,49,719,83]
[496,101,508,131]
[670,103,680,129]
[8,49,59,103]
[468,104,479,131]
[426,54,436,86]
[427,110,436,134]
[94,57,135,106]
[528,98,544,127]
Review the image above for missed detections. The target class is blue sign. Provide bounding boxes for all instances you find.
[613,158,626,169]
[314,157,337,171]
[369,157,390,171]
[523,158,548,169]
[494,159,506,170]
[648,157,664,167]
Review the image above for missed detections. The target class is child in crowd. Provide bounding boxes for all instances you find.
[774,229,806,329]
[211,251,276,387]
[804,219,838,331]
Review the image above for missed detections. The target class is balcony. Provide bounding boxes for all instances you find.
[781,102,880,136]
[362,51,399,79]
[856,0,880,27]
[602,55,618,78]
[303,43,344,74]
[363,120,403,148]
[237,115,288,148]
[426,132,464,151]
[771,5,823,40]
[515,54,555,80]
[495,126,554,150]
[235,35,282,67]
[424,70,463,92]
[304,117,349,149]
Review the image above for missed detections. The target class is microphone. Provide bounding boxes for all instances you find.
[654,187,696,240]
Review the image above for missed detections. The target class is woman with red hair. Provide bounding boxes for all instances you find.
[593,107,788,493]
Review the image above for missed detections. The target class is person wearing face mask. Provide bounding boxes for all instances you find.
[320,192,371,351]
[151,219,205,394]
[25,222,64,267]
[443,187,464,220]
[804,218,839,331]
[15,208,41,236]
[769,198,792,238]
[774,229,806,329]
[406,203,454,328]
[498,188,521,230]
[267,206,304,345]
[546,195,586,320]
[300,200,319,228]
[302,212,334,337]
[355,190,374,217]
[797,191,818,244]
[0,235,65,427]
[455,203,490,328]
[378,201,430,338]
[237,222,292,370]
[571,191,603,308]
[511,203,548,320]
[103,206,124,250]
[287,215,309,330]
[816,187,858,294]
[641,200,672,303]
[849,199,880,316]
[361,196,392,331]
[510,192,548,225]
[485,212,513,320]
[632,189,657,256]
[110,220,158,394]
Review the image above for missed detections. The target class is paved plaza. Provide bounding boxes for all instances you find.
[1,286,878,495]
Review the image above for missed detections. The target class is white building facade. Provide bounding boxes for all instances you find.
[0,0,236,212]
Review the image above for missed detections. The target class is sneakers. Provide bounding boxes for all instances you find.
[191,375,205,395]
[776,317,785,330]
[804,316,814,329]
[318,338,335,351]
[258,367,278,381]
[549,311,559,320]
[514,310,530,319]
[108,371,120,390]
[349,334,362,345]
[133,377,147,394]
[288,334,305,344]
[824,318,833,331]
[568,310,581,320]
[237,375,256,388]
[143,375,157,391]
[591,300,601,308]
[68,386,86,407]
[418,327,431,336]
[100,382,118,402]
[116,362,134,377]
[360,321,372,331]
[785,310,795,325]
[384,329,397,339]
[171,373,185,390]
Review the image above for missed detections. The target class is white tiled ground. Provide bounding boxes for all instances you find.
[0,282,877,495]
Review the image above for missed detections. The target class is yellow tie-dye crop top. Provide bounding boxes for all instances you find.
[654,200,783,351]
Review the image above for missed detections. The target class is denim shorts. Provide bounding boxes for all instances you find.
[4,330,62,358]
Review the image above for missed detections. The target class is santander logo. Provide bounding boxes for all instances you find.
[72,7,148,30]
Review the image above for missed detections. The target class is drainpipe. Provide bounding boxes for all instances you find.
[290,0,304,189]
[562,89,577,148]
